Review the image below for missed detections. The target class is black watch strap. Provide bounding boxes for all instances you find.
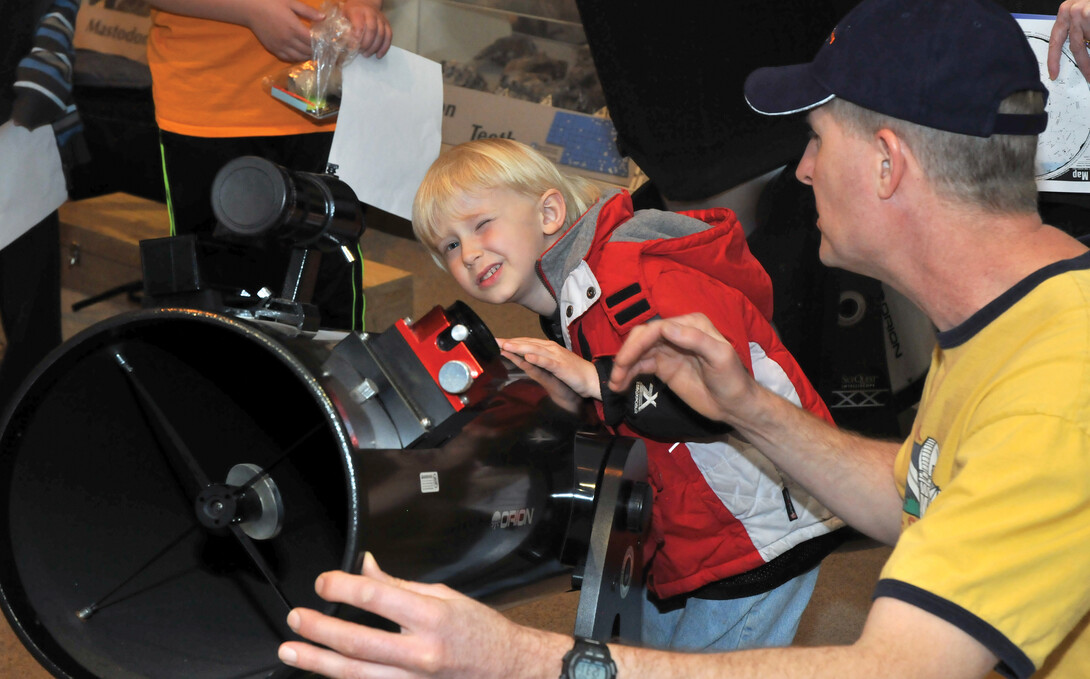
[559,636,617,679]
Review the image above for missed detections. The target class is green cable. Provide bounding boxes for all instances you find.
[361,241,370,331]
[157,133,177,237]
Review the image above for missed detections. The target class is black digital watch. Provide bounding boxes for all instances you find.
[559,636,617,679]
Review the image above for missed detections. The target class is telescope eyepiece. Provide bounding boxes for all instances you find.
[211,155,364,251]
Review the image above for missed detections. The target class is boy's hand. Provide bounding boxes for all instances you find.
[499,338,601,401]
[343,0,392,58]
[245,0,324,62]
[499,344,584,414]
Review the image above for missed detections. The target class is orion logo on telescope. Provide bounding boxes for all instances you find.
[491,508,535,529]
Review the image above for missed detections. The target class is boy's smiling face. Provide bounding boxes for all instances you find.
[434,186,565,316]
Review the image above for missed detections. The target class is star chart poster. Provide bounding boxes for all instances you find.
[1017,14,1090,194]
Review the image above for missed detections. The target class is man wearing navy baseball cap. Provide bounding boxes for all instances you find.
[273,1,1090,679]
[743,0,1051,136]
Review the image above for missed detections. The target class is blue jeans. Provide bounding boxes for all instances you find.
[641,566,820,651]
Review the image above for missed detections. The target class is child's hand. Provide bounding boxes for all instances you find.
[343,0,392,58]
[246,0,324,63]
[499,338,602,401]
[500,348,584,415]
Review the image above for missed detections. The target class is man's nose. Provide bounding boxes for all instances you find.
[795,140,817,186]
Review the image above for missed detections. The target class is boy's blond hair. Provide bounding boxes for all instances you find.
[413,138,602,268]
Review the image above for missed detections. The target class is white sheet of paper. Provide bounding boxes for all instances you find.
[0,120,68,250]
[328,47,443,221]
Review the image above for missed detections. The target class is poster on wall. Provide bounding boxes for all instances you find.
[1017,14,1090,194]
[73,0,152,65]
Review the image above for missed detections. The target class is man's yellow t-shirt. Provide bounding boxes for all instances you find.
[878,254,1090,678]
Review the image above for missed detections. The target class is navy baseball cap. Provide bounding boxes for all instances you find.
[744,0,1048,137]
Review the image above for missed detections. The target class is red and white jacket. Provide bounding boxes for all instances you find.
[537,189,845,599]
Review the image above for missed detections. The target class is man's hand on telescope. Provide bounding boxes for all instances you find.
[278,552,569,679]
[277,554,1001,679]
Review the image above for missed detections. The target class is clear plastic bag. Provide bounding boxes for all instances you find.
[266,1,358,120]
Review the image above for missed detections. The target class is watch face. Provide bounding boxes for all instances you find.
[573,662,610,679]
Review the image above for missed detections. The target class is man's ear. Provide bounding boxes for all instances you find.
[541,189,567,236]
[875,129,906,200]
